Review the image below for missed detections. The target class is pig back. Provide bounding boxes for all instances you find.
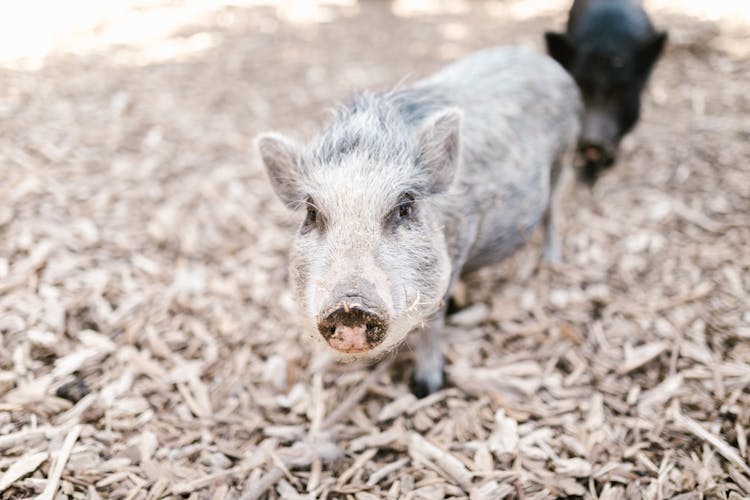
[413,46,582,273]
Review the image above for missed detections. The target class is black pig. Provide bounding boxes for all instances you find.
[545,0,667,183]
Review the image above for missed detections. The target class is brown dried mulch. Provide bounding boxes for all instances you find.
[1,1,749,498]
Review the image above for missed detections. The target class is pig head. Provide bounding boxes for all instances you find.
[256,103,460,358]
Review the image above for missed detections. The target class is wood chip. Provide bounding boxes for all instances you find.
[671,409,750,476]
[619,342,669,374]
[336,448,378,487]
[378,394,418,422]
[0,452,49,492]
[407,432,473,491]
[38,425,81,500]
[366,457,409,487]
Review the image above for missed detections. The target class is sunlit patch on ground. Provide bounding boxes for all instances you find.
[0,0,359,68]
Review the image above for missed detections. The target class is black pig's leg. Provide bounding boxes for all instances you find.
[543,147,574,263]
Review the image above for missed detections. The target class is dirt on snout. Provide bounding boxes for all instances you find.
[0,0,749,498]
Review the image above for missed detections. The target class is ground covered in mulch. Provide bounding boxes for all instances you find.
[1,1,749,498]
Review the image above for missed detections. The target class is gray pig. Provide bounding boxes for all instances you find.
[256,47,582,396]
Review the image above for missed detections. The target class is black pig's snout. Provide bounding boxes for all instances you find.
[578,141,616,167]
[577,141,617,186]
[317,301,387,353]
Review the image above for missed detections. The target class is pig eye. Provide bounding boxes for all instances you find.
[305,206,318,225]
[399,203,412,219]
[388,192,416,227]
[302,198,322,232]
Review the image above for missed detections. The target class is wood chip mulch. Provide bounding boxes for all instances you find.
[1,1,749,498]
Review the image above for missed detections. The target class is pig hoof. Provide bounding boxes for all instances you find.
[411,371,443,398]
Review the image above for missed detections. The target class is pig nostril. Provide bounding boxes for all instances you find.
[364,322,385,344]
[578,143,617,170]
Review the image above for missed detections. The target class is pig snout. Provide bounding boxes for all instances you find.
[317,299,388,354]
[578,140,615,167]
[578,139,617,185]
[578,108,618,167]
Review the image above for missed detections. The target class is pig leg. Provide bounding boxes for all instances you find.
[542,147,574,263]
[409,309,447,397]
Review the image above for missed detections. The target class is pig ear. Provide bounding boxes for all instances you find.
[415,108,462,194]
[545,32,576,69]
[256,132,303,208]
[636,31,667,77]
